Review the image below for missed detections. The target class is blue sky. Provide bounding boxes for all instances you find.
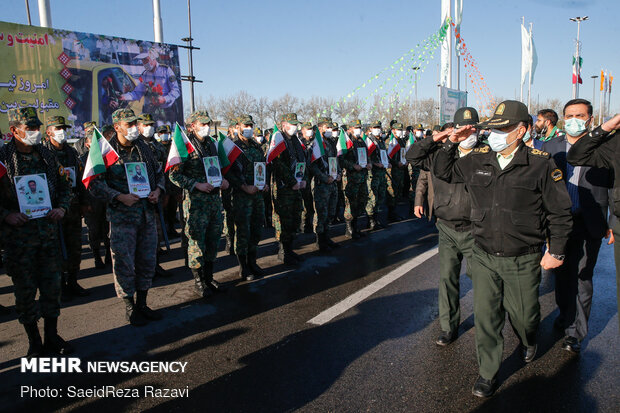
[3,0,619,111]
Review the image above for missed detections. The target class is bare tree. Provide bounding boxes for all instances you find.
[267,94,300,125]
[253,96,271,129]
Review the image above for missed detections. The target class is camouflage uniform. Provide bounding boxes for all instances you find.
[89,110,165,300]
[386,124,408,221]
[271,114,307,263]
[365,125,388,227]
[341,120,369,237]
[43,116,90,298]
[157,124,182,235]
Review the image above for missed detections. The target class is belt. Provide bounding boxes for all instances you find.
[477,242,543,257]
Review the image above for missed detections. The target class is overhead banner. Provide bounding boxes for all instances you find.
[0,20,183,139]
[439,86,467,124]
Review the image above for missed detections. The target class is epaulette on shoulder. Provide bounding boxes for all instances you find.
[472,144,490,154]
[529,148,550,158]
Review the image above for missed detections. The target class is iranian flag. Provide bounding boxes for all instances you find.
[310,128,326,163]
[0,160,6,179]
[405,132,416,151]
[572,56,583,84]
[362,133,377,155]
[217,131,242,174]
[336,129,353,156]
[266,124,286,164]
[387,133,401,158]
[82,127,119,188]
[165,123,195,172]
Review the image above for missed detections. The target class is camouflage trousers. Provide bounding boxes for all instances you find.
[408,164,421,204]
[272,186,302,243]
[3,220,62,324]
[110,210,157,298]
[84,199,109,250]
[387,166,406,207]
[222,188,235,245]
[184,192,223,268]
[233,191,265,256]
[344,173,369,221]
[366,170,387,216]
[312,180,338,234]
[62,204,83,275]
[300,187,315,231]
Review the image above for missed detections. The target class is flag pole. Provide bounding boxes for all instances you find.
[527,22,533,113]
[520,17,524,103]
[599,71,605,124]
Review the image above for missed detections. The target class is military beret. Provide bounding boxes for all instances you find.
[138,113,155,125]
[46,115,70,129]
[8,107,42,126]
[112,108,138,124]
[280,113,300,125]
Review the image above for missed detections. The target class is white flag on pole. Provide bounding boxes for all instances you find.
[521,24,532,87]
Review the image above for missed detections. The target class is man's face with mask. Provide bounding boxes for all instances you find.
[114,120,138,141]
[10,123,41,146]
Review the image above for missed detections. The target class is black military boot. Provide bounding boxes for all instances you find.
[43,317,74,355]
[136,290,163,321]
[60,273,72,302]
[123,297,148,326]
[368,215,377,231]
[204,261,226,293]
[388,206,403,223]
[282,241,300,266]
[191,268,212,299]
[225,236,236,256]
[24,322,43,358]
[303,215,314,234]
[316,233,332,253]
[375,213,387,229]
[247,251,266,278]
[67,272,89,297]
[237,255,254,281]
[346,220,359,239]
[104,243,112,267]
[352,218,365,238]
[287,242,305,262]
[92,244,105,269]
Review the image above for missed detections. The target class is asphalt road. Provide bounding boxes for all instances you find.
[0,207,618,412]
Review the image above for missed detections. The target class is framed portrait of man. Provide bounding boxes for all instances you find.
[295,162,305,183]
[254,162,266,190]
[203,156,222,187]
[328,157,338,179]
[64,166,77,188]
[380,149,389,168]
[357,147,367,168]
[14,173,52,218]
[400,148,407,166]
[124,162,151,198]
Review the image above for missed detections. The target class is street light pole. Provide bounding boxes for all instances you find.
[179,0,202,113]
[570,16,588,99]
[413,66,420,123]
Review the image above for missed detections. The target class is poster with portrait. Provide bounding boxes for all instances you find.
[124,162,150,198]
[400,148,407,166]
[64,166,77,188]
[295,162,306,183]
[328,157,338,179]
[254,162,266,190]
[357,147,367,168]
[14,173,52,218]
[380,149,389,168]
[203,156,222,187]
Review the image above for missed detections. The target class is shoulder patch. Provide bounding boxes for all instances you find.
[473,145,490,154]
[551,168,563,182]
[529,148,550,158]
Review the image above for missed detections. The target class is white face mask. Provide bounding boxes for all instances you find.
[142,125,155,138]
[395,130,403,138]
[159,133,170,142]
[286,125,298,136]
[304,129,313,138]
[381,133,387,139]
[242,128,253,138]
[22,130,42,146]
[488,126,520,152]
[324,129,333,138]
[255,135,265,144]
[459,133,478,149]
[52,129,67,144]
[198,125,210,138]
[353,128,362,137]
[371,128,381,137]
[415,131,423,138]
[125,126,139,141]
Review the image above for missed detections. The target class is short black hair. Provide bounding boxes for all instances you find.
[537,109,558,126]
[440,122,454,131]
[563,99,593,116]
[28,180,36,185]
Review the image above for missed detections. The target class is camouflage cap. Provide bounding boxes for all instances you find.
[280,113,300,125]
[112,108,138,124]
[317,116,332,126]
[102,124,115,134]
[187,110,212,125]
[370,120,382,128]
[46,115,70,129]
[301,121,313,129]
[391,122,404,130]
[83,121,97,132]
[413,123,424,130]
[254,127,263,136]
[237,114,255,126]
[349,119,362,128]
[8,107,42,126]
[156,124,171,134]
[138,113,155,125]
[227,117,238,128]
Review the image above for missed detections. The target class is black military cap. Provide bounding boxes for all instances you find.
[453,107,480,128]
[477,100,530,129]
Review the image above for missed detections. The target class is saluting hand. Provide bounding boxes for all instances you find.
[433,128,453,142]
[601,113,620,132]
[540,251,564,270]
[448,125,475,143]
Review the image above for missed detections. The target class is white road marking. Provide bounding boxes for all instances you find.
[307,246,439,325]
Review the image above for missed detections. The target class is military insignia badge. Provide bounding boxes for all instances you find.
[551,168,563,182]
[464,110,471,120]
[496,103,505,115]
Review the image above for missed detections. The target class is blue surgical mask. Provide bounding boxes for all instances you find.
[522,130,531,143]
[488,127,519,152]
[564,118,588,137]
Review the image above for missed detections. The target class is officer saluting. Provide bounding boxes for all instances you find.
[433,100,573,397]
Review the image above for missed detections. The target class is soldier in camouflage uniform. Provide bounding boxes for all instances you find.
[365,121,388,230]
[228,115,268,280]
[310,117,341,251]
[299,122,316,234]
[271,113,307,265]
[138,114,171,278]
[330,122,346,224]
[386,122,407,222]
[169,110,231,297]
[89,108,164,326]
[157,124,182,237]
[341,119,371,239]
[222,118,237,255]
[261,128,273,228]
[1,107,74,357]
[43,116,90,300]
